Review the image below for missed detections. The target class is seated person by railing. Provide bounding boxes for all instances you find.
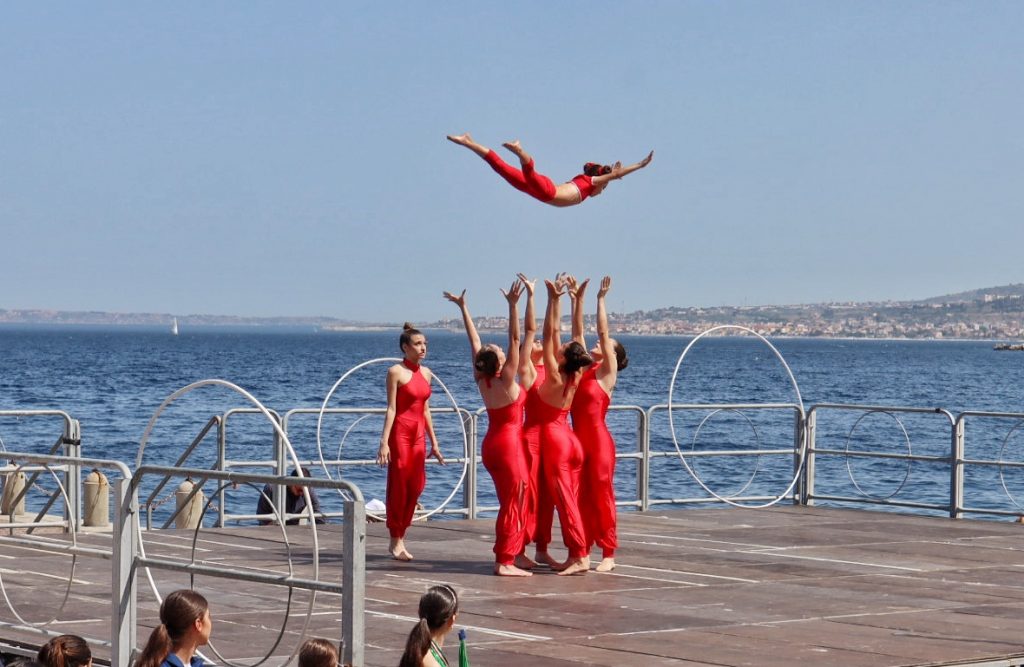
[256,468,326,525]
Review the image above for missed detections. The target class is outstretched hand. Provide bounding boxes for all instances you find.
[567,276,590,301]
[517,273,536,296]
[598,275,612,298]
[500,278,524,304]
[639,150,654,168]
[442,289,466,307]
[544,279,564,297]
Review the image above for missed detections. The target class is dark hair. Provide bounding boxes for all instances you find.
[298,638,339,667]
[561,341,594,376]
[398,584,459,667]
[136,590,209,667]
[399,323,423,352]
[583,162,612,177]
[474,347,499,377]
[613,340,629,371]
[37,635,91,667]
[290,467,312,478]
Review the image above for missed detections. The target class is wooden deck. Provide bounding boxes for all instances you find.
[4,505,1024,666]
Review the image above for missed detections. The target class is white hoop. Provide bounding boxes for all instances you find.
[667,325,806,508]
[315,358,469,522]
[844,410,913,500]
[690,408,764,499]
[136,379,318,667]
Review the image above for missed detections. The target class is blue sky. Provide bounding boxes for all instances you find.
[2,3,1021,322]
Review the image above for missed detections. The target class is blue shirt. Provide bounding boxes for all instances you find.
[161,653,205,667]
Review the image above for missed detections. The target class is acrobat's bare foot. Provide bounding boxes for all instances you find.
[447,133,489,158]
[502,140,532,166]
[495,563,533,577]
[447,133,474,146]
[389,538,413,562]
[534,550,561,568]
[595,557,616,572]
[514,553,538,570]
[557,557,590,576]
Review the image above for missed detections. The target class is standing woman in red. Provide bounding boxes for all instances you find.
[444,280,532,576]
[535,276,594,575]
[377,324,445,561]
[569,276,629,572]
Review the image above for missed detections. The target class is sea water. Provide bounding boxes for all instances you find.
[2,327,1024,523]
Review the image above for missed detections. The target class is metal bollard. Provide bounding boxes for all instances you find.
[174,479,205,529]
[1,471,27,516]
[83,469,110,527]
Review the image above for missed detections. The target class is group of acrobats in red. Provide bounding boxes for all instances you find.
[375,135,649,575]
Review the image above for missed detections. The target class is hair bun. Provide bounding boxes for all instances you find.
[403,322,415,331]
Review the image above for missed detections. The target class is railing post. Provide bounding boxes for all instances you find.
[342,499,366,667]
[642,407,654,511]
[217,415,227,528]
[64,419,82,531]
[465,410,478,520]
[636,409,647,511]
[951,416,965,519]
[802,410,816,506]
[111,476,138,667]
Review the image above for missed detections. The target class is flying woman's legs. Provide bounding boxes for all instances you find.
[447,134,557,202]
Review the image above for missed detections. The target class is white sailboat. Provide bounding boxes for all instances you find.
[171,317,179,336]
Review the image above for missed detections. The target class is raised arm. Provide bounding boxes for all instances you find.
[591,150,654,186]
[567,275,589,347]
[596,276,618,384]
[443,290,481,363]
[518,273,538,384]
[500,279,523,387]
[542,277,564,373]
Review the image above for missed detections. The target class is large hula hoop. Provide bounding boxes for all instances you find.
[315,358,469,522]
[0,462,78,627]
[667,325,807,509]
[136,379,318,667]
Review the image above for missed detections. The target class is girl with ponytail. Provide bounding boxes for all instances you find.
[37,634,92,667]
[443,280,533,576]
[136,590,211,667]
[398,585,459,667]
[533,274,594,576]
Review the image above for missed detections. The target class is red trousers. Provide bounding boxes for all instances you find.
[482,397,529,565]
[538,410,587,559]
[484,151,557,202]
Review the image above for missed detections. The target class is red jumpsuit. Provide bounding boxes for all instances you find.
[571,367,617,558]
[484,151,596,203]
[522,364,554,548]
[385,360,430,539]
[482,389,529,565]
[536,396,587,559]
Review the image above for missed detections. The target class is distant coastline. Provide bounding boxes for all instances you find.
[4,281,1023,341]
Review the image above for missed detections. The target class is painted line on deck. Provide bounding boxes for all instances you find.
[366,610,549,641]
[0,568,93,585]
[614,563,760,584]
[743,550,924,572]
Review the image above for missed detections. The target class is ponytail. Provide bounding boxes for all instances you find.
[37,635,91,667]
[135,624,172,667]
[398,584,459,667]
[397,618,432,667]
[136,590,209,667]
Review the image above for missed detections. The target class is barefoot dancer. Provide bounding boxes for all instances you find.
[534,275,593,575]
[517,275,557,569]
[378,324,445,561]
[569,276,629,573]
[444,282,532,577]
[447,134,653,207]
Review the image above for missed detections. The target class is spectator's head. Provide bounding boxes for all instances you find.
[289,467,313,497]
[136,589,211,667]
[398,584,459,667]
[37,635,92,667]
[298,638,339,667]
